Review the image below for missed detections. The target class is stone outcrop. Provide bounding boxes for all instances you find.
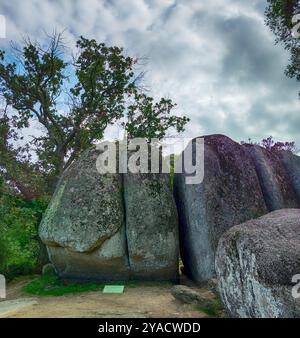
[215,209,300,318]
[124,173,179,280]
[40,134,300,286]
[171,285,214,305]
[39,146,179,282]
[174,135,268,283]
[245,145,299,211]
[170,285,223,317]
[279,151,300,204]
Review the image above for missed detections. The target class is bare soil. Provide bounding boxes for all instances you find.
[0,277,210,318]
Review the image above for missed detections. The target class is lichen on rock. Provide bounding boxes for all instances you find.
[216,209,300,318]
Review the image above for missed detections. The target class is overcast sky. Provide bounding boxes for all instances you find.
[0,0,299,146]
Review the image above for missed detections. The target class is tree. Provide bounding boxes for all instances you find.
[0,33,189,199]
[0,106,50,199]
[265,1,300,96]
[124,94,189,142]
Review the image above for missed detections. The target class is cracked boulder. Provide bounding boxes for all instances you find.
[279,151,300,205]
[39,147,128,281]
[245,145,299,211]
[174,135,267,283]
[39,146,179,281]
[124,172,179,281]
[216,209,300,318]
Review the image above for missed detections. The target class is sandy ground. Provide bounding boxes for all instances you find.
[0,278,209,318]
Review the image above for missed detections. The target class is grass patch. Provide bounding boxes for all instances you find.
[193,297,223,317]
[23,275,104,296]
[23,275,174,297]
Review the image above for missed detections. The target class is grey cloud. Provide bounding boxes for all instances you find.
[0,0,299,146]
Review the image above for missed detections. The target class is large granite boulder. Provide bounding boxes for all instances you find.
[39,147,128,281]
[124,173,179,281]
[279,151,300,204]
[245,145,299,211]
[216,209,300,318]
[174,135,267,283]
[39,146,179,281]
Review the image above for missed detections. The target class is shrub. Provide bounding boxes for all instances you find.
[0,178,49,279]
[241,136,298,154]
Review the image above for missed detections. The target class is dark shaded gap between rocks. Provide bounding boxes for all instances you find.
[120,173,131,270]
[252,163,277,212]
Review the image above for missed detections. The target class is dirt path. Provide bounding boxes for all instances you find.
[0,278,208,318]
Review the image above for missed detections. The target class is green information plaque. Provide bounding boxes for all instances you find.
[103,285,125,294]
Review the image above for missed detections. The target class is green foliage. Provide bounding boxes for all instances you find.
[23,274,173,297]
[193,296,223,317]
[265,1,300,96]
[167,154,177,189]
[0,236,8,268]
[0,33,189,198]
[42,263,57,278]
[0,177,48,279]
[23,274,104,296]
[125,94,189,141]
[0,32,189,279]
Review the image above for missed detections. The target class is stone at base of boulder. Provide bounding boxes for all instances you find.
[171,285,216,307]
[48,246,130,281]
[129,263,179,282]
[47,247,179,282]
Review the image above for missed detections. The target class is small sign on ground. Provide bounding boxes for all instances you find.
[103,285,124,294]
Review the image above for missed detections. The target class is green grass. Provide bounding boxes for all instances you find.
[193,296,223,317]
[23,275,174,297]
[23,275,104,296]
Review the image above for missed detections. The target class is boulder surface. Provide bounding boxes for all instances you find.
[174,135,267,283]
[39,147,128,281]
[245,145,299,211]
[279,151,300,204]
[216,209,300,318]
[39,146,179,281]
[124,172,179,280]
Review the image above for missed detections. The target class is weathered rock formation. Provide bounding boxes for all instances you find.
[171,285,215,306]
[215,209,300,318]
[174,135,268,283]
[244,145,299,211]
[279,151,300,203]
[39,146,179,282]
[124,172,179,280]
[175,135,300,284]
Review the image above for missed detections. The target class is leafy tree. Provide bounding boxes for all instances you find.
[0,109,49,199]
[0,33,189,199]
[265,1,300,96]
[124,94,189,142]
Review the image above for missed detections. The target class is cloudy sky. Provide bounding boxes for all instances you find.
[0,0,299,146]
